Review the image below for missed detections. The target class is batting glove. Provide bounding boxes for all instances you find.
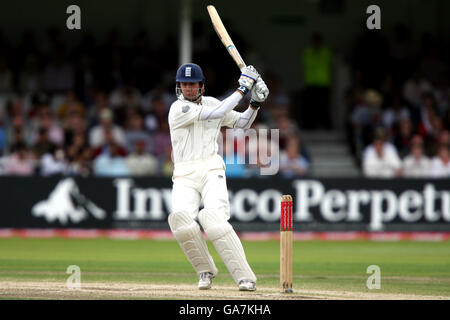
[237,65,260,95]
[251,77,269,103]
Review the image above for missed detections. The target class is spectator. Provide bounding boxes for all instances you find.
[153,120,171,161]
[261,73,290,124]
[3,142,36,175]
[430,144,450,178]
[6,98,25,120]
[5,114,30,150]
[29,104,64,146]
[92,128,127,159]
[40,148,68,176]
[351,89,383,130]
[246,138,279,178]
[144,94,170,133]
[109,84,142,126]
[273,114,301,152]
[56,90,86,121]
[362,128,402,178]
[350,89,384,156]
[124,111,153,154]
[63,110,87,147]
[381,94,410,130]
[141,84,175,113]
[417,92,440,137]
[66,132,88,161]
[93,142,129,177]
[393,118,415,157]
[87,91,110,127]
[279,137,309,178]
[65,132,92,176]
[301,33,333,129]
[88,108,126,148]
[32,128,56,158]
[402,135,430,177]
[266,102,289,128]
[126,140,158,176]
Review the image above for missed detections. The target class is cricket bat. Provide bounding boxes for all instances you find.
[207,5,246,70]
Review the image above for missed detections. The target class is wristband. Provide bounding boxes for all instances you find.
[249,99,261,109]
[237,86,249,96]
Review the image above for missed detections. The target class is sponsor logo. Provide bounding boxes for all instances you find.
[27,179,448,231]
[293,180,450,231]
[32,178,106,225]
[182,105,190,113]
[112,179,450,231]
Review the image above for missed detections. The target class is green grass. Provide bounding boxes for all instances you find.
[0,238,450,297]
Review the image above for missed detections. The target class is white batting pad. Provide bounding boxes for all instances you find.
[198,209,256,284]
[168,212,218,276]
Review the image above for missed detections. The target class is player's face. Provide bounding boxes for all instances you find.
[180,82,202,100]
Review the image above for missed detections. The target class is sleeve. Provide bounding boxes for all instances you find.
[168,102,203,129]
[199,92,242,121]
[233,106,259,129]
[222,110,241,128]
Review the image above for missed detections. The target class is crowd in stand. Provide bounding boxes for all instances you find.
[346,26,450,178]
[0,28,178,177]
[0,25,448,178]
[0,27,308,178]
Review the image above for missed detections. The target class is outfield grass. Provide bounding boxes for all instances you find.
[0,237,449,297]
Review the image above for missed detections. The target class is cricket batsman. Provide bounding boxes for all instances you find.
[167,63,269,291]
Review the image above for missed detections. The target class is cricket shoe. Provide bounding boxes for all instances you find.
[238,280,256,291]
[198,272,215,290]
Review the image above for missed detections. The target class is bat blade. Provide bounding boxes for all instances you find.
[207,5,246,70]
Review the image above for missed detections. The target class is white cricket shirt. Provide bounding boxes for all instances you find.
[168,95,241,165]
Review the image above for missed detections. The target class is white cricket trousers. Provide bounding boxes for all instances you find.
[171,154,230,219]
[169,154,257,284]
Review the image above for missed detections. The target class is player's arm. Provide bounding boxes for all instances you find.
[200,66,259,120]
[233,77,270,129]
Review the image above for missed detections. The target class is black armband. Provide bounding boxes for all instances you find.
[249,99,261,109]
